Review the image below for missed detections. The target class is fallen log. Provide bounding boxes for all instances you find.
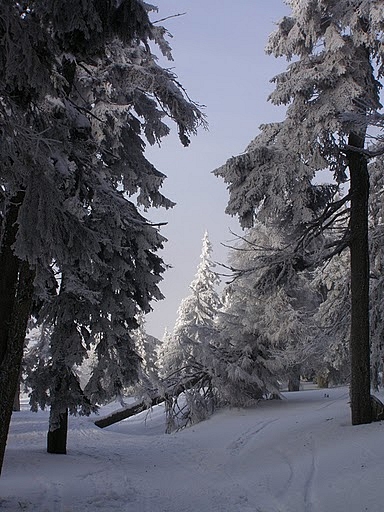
[94,395,165,428]
[94,372,207,429]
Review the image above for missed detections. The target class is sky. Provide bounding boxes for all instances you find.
[3,386,384,511]
[145,1,290,338]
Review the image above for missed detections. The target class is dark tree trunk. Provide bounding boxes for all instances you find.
[0,193,35,476]
[0,192,24,365]
[287,377,300,392]
[12,371,21,412]
[316,374,329,389]
[348,131,372,425]
[287,366,301,391]
[0,261,35,475]
[47,408,69,454]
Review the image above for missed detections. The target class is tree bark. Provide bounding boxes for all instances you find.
[0,261,35,475]
[287,366,301,391]
[348,131,372,425]
[0,192,24,365]
[47,408,69,454]
[0,193,35,475]
[12,371,21,412]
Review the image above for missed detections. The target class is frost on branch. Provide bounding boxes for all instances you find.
[160,232,222,430]
[0,0,206,460]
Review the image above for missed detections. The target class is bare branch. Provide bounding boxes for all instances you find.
[343,144,384,158]
[153,12,187,24]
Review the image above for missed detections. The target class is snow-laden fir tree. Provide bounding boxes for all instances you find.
[161,231,222,429]
[215,0,384,425]
[212,222,318,404]
[310,251,351,386]
[157,327,173,378]
[162,232,222,374]
[127,313,162,402]
[0,0,205,470]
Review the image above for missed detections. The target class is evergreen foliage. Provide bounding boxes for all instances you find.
[161,231,222,430]
[162,232,222,375]
[215,223,319,402]
[215,0,384,425]
[0,0,205,469]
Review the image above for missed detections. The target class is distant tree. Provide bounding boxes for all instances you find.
[162,231,222,429]
[162,232,222,374]
[127,314,162,402]
[0,0,204,472]
[214,223,318,402]
[215,0,384,425]
[157,327,173,378]
[133,314,161,379]
[310,251,351,386]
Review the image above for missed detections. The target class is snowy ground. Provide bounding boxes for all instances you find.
[1,385,384,512]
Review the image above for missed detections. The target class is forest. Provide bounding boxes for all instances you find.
[2,0,384,497]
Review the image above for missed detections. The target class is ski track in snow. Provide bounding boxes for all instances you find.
[2,386,384,512]
[303,434,316,512]
[227,418,279,454]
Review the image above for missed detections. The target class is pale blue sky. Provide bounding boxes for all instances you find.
[145,1,290,338]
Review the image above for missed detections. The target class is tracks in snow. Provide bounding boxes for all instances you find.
[228,418,279,454]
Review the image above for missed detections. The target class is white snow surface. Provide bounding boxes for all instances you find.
[2,385,384,511]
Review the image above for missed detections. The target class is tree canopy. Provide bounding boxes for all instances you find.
[0,0,205,470]
[215,0,384,425]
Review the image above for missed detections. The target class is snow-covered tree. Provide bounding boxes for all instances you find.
[368,155,384,388]
[0,0,205,471]
[126,313,162,402]
[161,231,222,429]
[157,327,173,378]
[215,0,384,425]
[162,232,222,374]
[132,314,161,379]
[213,222,318,403]
[310,251,351,385]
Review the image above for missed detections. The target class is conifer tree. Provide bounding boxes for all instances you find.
[162,232,222,375]
[215,0,384,425]
[310,251,351,385]
[308,157,384,389]
[127,313,162,401]
[162,231,222,429]
[0,0,204,472]
[214,223,317,403]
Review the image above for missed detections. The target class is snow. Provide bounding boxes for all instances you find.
[2,385,384,511]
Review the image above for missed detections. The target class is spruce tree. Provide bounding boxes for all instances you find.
[162,231,222,429]
[0,0,204,472]
[215,0,384,425]
[162,232,222,375]
[214,223,317,403]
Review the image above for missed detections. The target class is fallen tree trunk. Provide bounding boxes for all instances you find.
[95,395,165,428]
[94,372,206,429]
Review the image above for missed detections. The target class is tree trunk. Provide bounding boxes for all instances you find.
[348,131,372,425]
[287,366,301,391]
[0,192,24,366]
[47,408,69,454]
[12,372,21,412]
[0,193,35,476]
[316,373,329,389]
